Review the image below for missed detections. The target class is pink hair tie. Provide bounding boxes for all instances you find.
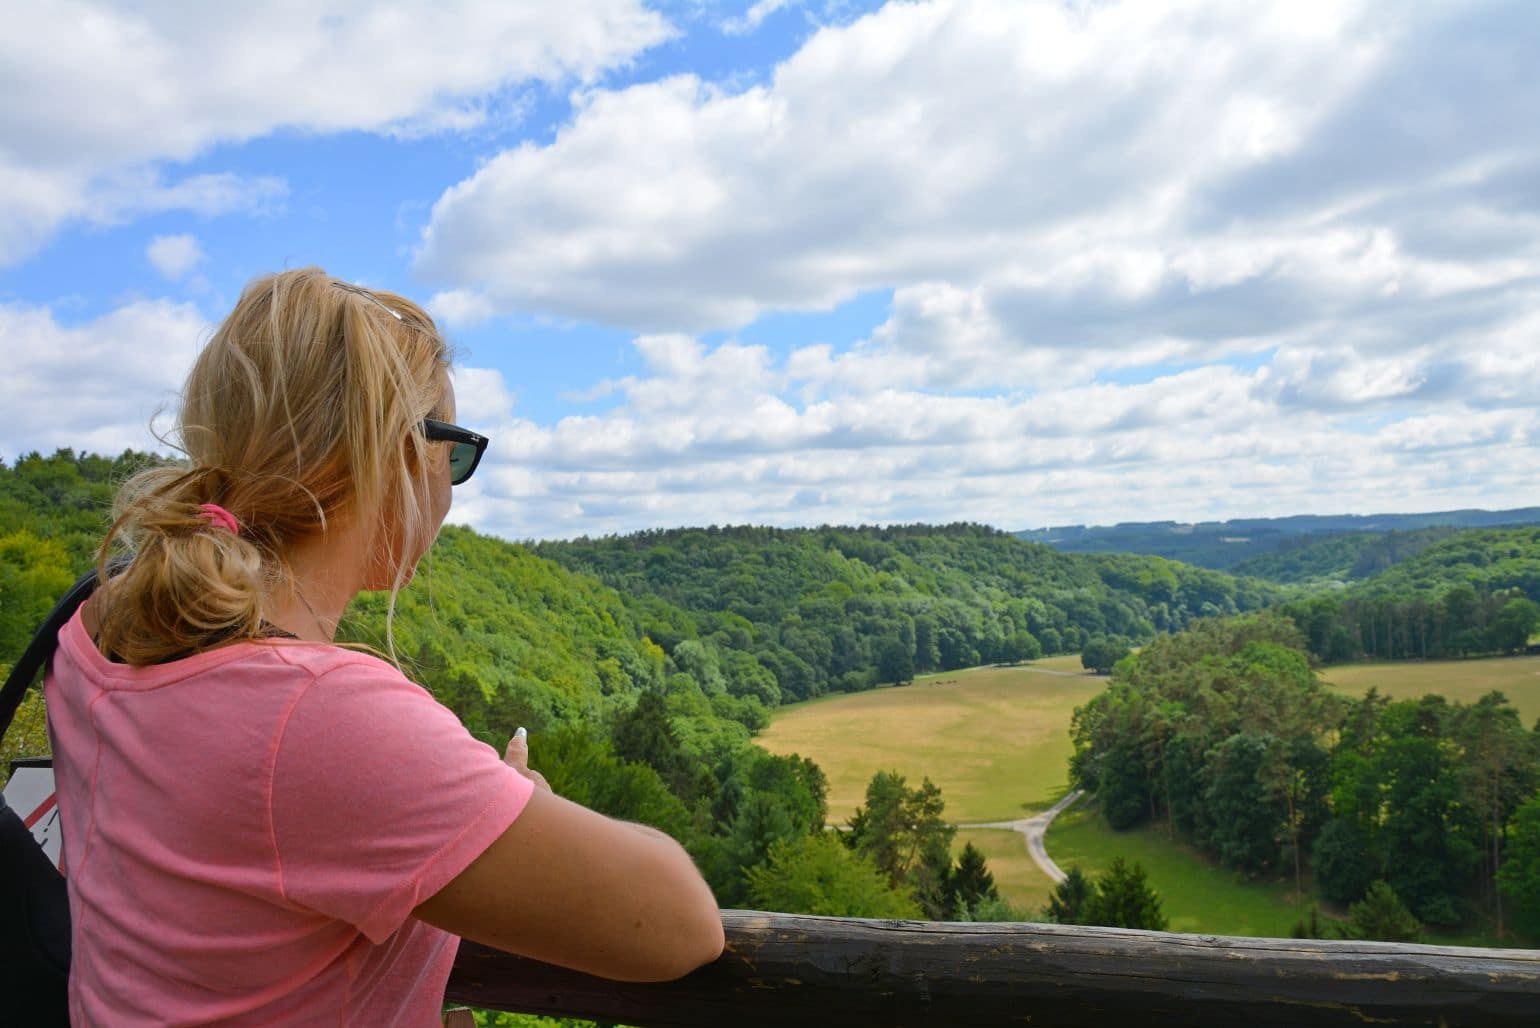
[197,503,240,536]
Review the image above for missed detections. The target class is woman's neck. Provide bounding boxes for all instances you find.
[263,519,371,643]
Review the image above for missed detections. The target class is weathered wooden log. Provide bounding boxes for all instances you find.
[445,910,1540,1027]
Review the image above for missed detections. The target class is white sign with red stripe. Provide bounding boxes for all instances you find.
[3,765,62,869]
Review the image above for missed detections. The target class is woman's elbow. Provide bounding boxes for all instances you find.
[647,901,725,981]
[640,886,729,978]
[691,909,727,971]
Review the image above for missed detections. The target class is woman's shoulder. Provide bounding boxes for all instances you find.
[267,641,416,690]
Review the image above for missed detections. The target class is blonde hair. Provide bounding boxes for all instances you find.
[93,267,452,667]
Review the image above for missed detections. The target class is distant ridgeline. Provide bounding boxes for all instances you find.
[1020,508,1540,574]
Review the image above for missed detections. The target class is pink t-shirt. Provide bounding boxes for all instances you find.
[43,607,536,1026]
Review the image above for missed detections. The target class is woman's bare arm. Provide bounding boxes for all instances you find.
[411,735,724,982]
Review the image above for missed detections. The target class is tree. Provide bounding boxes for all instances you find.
[947,841,999,916]
[611,688,690,797]
[745,833,923,919]
[1003,629,1042,665]
[531,723,692,841]
[1339,880,1421,942]
[954,892,1026,922]
[1312,818,1378,907]
[845,770,956,918]
[1376,697,1481,927]
[1203,733,1285,874]
[877,640,914,685]
[1488,597,1540,654]
[1081,637,1131,675]
[1084,857,1168,931]
[724,792,801,871]
[1043,866,1094,924]
[1455,692,1535,936]
[1290,906,1328,939]
[1498,793,1540,938]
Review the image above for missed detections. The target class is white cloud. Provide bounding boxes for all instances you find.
[0,299,209,459]
[145,234,205,281]
[440,312,1540,539]
[417,0,1394,330]
[721,0,800,36]
[428,289,496,331]
[0,0,673,264]
[449,366,519,427]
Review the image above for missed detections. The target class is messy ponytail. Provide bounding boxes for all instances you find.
[93,267,451,667]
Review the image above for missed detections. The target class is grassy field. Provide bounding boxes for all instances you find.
[1018,653,1087,674]
[1045,806,1315,936]
[756,660,1105,824]
[1043,806,1516,946]
[1322,654,1540,725]
[952,828,1056,914]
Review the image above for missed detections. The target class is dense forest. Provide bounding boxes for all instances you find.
[1281,528,1540,663]
[531,524,1278,701]
[1069,613,1540,940]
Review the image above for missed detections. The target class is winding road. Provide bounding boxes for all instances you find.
[953,788,1084,884]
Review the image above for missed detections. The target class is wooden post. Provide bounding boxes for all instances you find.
[446,911,1540,1027]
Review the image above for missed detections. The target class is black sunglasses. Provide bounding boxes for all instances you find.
[422,419,489,485]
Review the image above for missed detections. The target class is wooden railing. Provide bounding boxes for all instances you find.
[446,910,1540,1027]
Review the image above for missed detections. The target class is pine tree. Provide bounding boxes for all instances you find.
[1290,906,1326,939]
[1043,865,1094,924]
[845,770,956,918]
[1084,857,1169,931]
[947,841,999,916]
[1339,880,1422,942]
[611,688,689,795]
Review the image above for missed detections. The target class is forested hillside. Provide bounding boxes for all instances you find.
[532,524,1279,702]
[1231,527,1459,587]
[1283,527,1540,663]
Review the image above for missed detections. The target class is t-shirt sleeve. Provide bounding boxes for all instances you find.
[269,658,535,944]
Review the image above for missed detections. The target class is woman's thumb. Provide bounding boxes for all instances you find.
[503,726,528,769]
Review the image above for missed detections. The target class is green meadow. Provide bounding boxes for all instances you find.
[1321,654,1540,725]
[756,660,1105,825]
[759,654,1540,939]
[1044,806,1313,935]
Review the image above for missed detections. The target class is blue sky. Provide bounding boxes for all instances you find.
[3,0,1538,540]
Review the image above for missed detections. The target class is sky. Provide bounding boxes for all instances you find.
[2,0,1538,541]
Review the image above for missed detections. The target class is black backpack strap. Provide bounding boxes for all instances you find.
[1,556,131,740]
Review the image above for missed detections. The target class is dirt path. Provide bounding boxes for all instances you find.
[953,789,1083,884]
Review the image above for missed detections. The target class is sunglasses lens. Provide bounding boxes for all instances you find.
[448,441,476,484]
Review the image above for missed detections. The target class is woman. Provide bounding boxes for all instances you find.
[44,268,725,1025]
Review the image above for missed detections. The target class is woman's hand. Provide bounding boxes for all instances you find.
[503,727,551,793]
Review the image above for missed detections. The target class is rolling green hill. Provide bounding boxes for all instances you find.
[533,523,1281,702]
